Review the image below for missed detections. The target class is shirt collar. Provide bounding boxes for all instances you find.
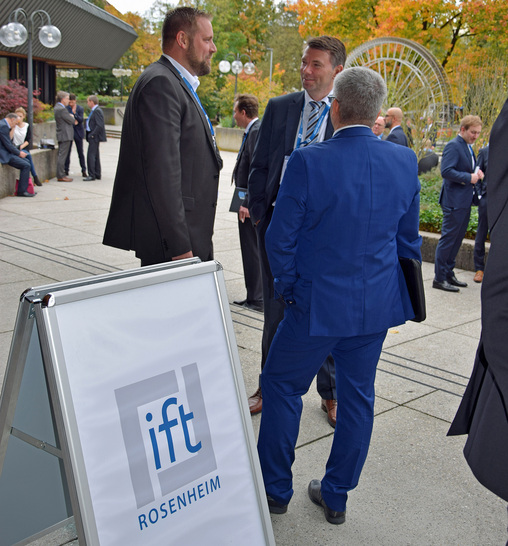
[164,54,200,91]
[333,124,370,136]
[245,117,259,132]
[304,90,333,107]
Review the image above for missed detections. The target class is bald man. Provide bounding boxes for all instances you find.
[385,107,409,147]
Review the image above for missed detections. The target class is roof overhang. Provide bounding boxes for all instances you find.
[0,0,138,69]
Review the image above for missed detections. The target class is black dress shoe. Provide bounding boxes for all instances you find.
[432,279,459,292]
[308,480,346,524]
[447,274,467,287]
[33,175,42,186]
[83,177,96,181]
[233,299,247,306]
[267,495,287,514]
[244,300,264,312]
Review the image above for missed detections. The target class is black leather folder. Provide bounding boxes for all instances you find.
[399,257,426,322]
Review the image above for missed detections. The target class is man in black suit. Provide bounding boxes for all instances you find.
[84,95,107,181]
[248,36,345,425]
[448,98,508,508]
[384,107,409,147]
[433,115,483,292]
[231,94,263,312]
[103,7,222,266]
[473,143,489,283]
[0,113,33,197]
[65,93,87,178]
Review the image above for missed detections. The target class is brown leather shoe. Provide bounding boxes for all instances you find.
[248,387,262,415]
[57,177,73,182]
[321,399,337,428]
[474,270,484,283]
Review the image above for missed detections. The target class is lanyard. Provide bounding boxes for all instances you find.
[180,75,215,138]
[295,102,330,149]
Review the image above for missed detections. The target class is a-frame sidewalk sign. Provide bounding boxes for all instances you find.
[0,259,275,546]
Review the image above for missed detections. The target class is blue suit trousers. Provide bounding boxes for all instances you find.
[257,302,386,512]
[434,205,471,281]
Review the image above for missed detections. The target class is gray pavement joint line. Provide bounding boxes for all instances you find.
[379,357,469,389]
[0,230,119,269]
[0,241,113,278]
[377,367,464,398]
[381,350,473,379]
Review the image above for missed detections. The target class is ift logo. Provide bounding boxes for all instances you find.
[115,363,217,509]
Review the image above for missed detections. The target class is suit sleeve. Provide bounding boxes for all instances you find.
[265,150,307,300]
[89,109,104,139]
[248,101,275,225]
[59,108,76,126]
[441,140,472,185]
[242,124,259,208]
[134,73,192,258]
[0,125,20,156]
[74,107,84,125]
[397,169,422,260]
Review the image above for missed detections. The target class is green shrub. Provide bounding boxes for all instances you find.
[418,166,479,239]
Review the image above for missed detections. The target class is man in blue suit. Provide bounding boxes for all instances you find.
[257,67,422,523]
[0,114,34,197]
[433,115,483,292]
[248,36,345,424]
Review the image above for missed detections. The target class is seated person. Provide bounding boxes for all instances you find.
[418,139,439,174]
[10,107,42,186]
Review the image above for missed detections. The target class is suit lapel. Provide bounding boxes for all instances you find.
[157,56,221,168]
[285,92,305,154]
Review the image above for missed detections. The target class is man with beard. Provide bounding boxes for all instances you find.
[103,7,223,265]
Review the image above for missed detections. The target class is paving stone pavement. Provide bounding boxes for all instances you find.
[0,134,506,545]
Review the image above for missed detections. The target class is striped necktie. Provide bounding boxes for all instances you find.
[304,101,323,146]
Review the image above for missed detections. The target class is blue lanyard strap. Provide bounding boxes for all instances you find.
[295,101,330,149]
[180,75,215,138]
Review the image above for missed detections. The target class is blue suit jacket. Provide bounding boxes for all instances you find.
[0,119,21,164]
[439,135,476,209]
[265,126,422,337]
[248,91,334,226]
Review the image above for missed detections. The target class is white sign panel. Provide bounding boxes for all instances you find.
[40,264,272,545]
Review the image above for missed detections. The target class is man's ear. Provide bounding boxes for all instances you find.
[175,30,189,49]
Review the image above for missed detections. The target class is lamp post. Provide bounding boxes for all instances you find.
[0,8,61,148]
[112,67,132,104]
[219,53,255,127]
[266,47,273,85]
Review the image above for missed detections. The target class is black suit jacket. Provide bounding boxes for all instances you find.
[68,104,85,139]
[248,91,333,226]
[87,106,107,142]
[232,119,260,208]
[476,145,489,197]
[103,56,223,264]
[385,125,409,147]
[448,98,508,502]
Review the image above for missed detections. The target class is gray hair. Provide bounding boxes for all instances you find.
[332,67,387,126]
[56,90,69,103]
